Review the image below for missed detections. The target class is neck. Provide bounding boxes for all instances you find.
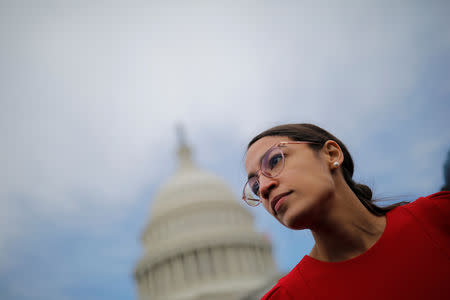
[308,184,386,262]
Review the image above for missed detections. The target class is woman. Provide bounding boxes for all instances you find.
[243,123,449,300]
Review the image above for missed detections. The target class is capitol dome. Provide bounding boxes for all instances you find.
[134,137,278,300]
[150,145,238,220]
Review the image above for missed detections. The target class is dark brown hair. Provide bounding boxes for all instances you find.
[248,123,408,216]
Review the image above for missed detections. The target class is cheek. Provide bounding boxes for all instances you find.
[284,162,334,194]
[261,199,271,213]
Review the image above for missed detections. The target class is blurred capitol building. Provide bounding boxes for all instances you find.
[134,134,280,300]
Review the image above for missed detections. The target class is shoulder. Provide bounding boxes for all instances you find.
[399,191,450,256]
[401,191,450,221]
[261,258,314,300]
[405,191,450,209]
[261,283,293,300]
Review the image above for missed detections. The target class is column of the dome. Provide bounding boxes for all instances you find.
[236,246,244,274]
[212,247,224,279]
[236,246,242,274]
[147,268,153,300]
[207,248,215,279]
[173,255,184,290]
[168,258,176,293]
[144,271,151,300]
[259,248,267,272]
[195,249,202,281]
[220,247,229,277]
[164,262,171,296]
[197,249,207,281]
[211,247,219,278]
[239,247,250,274]
[228,247,239,275]
[255,247,264,273]
[235,247,243,275]
[244,247,253,274]
[136,274,144,300]
[223,247,231,277]
[182,253,188,286]
[175,256,183,292]
[251,246,259,273]
[140,272,146,300]
[198,248,212,281]
[154,267,160,298]
[142,271,149,300]
[149,268,156,299]
[180,253,187,288]
[197,249,205,280]
[144,274,150,300]
[236,247,244,274]
[185,251,198,285]
[241,246,251,274]
[263,248,272,271]
[155,265,162,298]
[161,264,168,297]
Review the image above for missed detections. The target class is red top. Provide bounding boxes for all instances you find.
[262,192,450,300]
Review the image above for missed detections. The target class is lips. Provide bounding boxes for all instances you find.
[270,191,292,214]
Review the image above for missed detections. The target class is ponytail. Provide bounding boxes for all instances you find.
[341,160,407,216]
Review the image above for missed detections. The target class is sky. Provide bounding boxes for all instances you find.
[1,1,449,299]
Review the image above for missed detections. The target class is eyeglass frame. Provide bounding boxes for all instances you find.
[242,141,321,207]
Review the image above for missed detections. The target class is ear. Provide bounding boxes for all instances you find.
[323,140,343,169]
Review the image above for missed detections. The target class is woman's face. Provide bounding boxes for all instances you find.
[245,135,337,230]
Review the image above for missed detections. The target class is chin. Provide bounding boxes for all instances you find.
[279,209,310,230]
[278,196,323,230]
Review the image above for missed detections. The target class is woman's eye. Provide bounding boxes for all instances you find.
[268,154,282,169]
[251,181,260,195]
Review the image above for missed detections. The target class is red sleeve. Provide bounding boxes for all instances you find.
[261,283,293,300]
[404,191,450,258]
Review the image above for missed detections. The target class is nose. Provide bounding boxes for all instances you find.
[258,174,278,201]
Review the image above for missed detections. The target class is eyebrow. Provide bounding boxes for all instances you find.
[247,147,270,180]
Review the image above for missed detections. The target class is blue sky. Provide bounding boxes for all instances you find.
[1,1,449,299]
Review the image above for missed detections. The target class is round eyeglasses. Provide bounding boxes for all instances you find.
[242,141,319,207]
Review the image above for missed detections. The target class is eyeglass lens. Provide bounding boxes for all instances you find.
[261,146,284,178]
[243,146,285,206]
